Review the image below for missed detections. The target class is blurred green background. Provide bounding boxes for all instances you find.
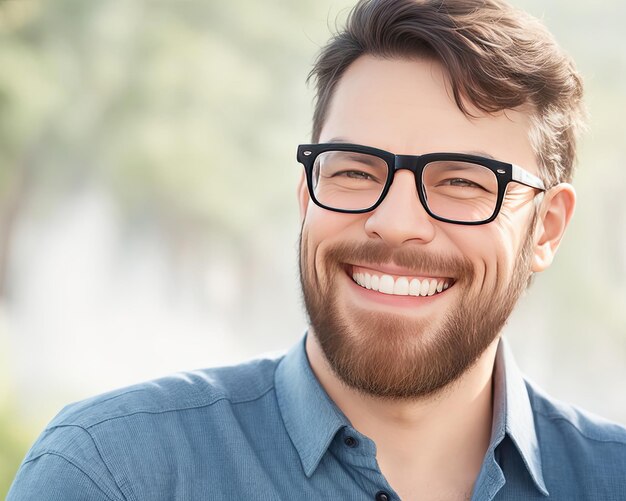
[1,0,625,495]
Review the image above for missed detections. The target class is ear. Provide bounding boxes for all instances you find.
[297,171,310,222]
[531,183,576,272]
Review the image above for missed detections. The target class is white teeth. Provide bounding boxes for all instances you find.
[378,275,395,294]
[352,271,452,297]
[371,274,380,291]
[393,277,409,295]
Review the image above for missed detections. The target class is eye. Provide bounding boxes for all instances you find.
[328,169,383,183]
[439,178,485,189]
[339,170,375,180]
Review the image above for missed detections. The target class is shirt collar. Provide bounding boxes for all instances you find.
[275,334,349,477]
[275,334,548,495]
[491,337,549,496]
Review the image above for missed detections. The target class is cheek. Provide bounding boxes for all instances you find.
[302,208,364,277]
[305,206,368,244]
[451,226,518,291]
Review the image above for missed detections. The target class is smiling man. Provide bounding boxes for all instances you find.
[8,1,626,500]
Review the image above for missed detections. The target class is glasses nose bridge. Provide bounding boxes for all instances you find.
[393,154,422,181]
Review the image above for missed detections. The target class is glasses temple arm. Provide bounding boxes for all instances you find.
[511,164,545,190]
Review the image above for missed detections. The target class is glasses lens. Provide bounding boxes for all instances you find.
[422,160,498,222]
[311,150,388,211]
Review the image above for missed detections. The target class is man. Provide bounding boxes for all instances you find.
[8,0,626,500]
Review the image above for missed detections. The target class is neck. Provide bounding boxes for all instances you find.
[305,332,499,495]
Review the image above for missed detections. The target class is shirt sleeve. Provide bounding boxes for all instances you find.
[7,424,128,501]
[7,453,123,501]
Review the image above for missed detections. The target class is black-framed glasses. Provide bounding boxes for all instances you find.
[297,142,546,225]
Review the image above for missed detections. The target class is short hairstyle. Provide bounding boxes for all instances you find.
[308,0,586,186]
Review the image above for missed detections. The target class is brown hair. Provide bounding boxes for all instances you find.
[308,0,586,185]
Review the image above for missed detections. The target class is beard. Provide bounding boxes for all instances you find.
[298,221,535,401]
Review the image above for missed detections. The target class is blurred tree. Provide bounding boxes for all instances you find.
[0,1,61,298]
[0,0,327,298]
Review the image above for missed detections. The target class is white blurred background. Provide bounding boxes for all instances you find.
[1,0,625,494]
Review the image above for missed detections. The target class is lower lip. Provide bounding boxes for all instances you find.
[343,270,452,308]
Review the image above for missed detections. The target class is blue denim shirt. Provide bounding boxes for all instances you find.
[8,336,626,500]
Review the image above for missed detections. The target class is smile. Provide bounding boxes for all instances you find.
[350,265,453,297]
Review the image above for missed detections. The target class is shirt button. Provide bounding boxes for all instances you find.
[375,491,391,501]
[344,436,358,448]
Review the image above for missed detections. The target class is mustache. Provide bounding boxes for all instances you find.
[323,240,473,280]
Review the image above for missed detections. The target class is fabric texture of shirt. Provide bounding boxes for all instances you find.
[8,335,626,501]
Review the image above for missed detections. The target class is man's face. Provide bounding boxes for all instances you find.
[299,56,541,399]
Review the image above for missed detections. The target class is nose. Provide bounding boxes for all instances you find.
[364,170,436,246]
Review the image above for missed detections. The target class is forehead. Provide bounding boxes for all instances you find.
[319,55,538,174]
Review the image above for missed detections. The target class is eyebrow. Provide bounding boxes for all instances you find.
[467,151,495,160]
[324,137,496,160]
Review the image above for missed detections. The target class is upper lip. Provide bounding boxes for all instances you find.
[345,262,454,280]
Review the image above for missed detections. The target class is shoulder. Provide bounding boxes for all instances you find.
[525,378,626,469]
[10,353,286,500]
[50,353,284,430]
[524,379,626,497]
[527,378,626,445]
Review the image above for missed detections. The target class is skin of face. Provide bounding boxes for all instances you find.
[297,55,576,401]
